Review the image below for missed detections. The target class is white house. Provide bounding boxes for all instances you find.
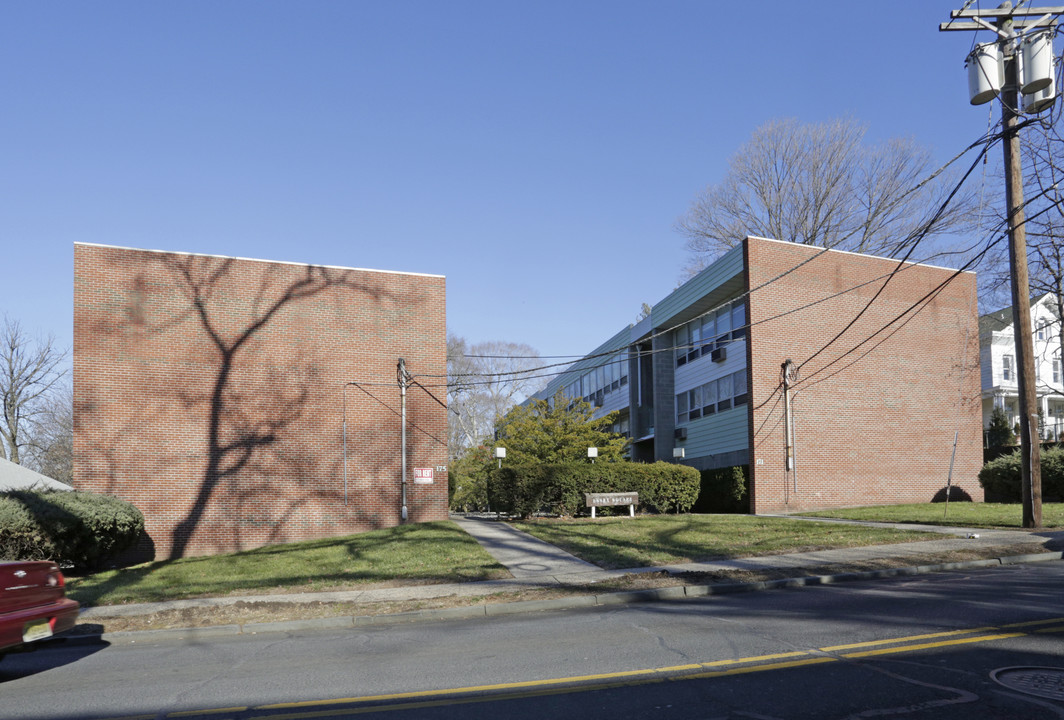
[979,293,1064,440]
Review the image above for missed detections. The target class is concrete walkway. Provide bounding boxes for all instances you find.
[78,515,1064,630]
[448,514,606,581]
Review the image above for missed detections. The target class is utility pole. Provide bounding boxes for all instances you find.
[398,357,410,523]
[941,2,1060,528]
[781,359,795,476]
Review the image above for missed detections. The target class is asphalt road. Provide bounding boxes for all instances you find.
[2,562,1063,720]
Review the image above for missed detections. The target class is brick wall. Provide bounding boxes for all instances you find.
[73,244,448,559]
[745,237,982,513]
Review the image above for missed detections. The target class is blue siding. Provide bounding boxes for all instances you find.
[682,405,749,457]
[652,244,745,327]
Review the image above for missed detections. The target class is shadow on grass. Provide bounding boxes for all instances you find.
[67,521,508,607]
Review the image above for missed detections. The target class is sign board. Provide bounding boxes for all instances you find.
[413,468,434,484]
[585,492,638,507]
[584,492,639,519]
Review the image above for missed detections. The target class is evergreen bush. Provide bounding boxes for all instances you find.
[0,490,145,569]
[978,446,1064,502]
[486,461,700,517]
[693,466,749,513]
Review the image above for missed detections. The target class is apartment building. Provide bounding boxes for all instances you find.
[74,243,448,559]
[531,236,983,513]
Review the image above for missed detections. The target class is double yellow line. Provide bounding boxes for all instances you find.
[109,617,1064,720]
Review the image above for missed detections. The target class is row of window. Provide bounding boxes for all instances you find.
[676,370,749,424]
[1002,354,1062,384]
[675,300,746,367]
[564,351,629,405]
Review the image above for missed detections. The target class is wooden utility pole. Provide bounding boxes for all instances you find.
[940,2,1058,528]
[999,15,1043,528]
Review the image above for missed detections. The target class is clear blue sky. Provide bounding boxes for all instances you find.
[0,1,1006,368]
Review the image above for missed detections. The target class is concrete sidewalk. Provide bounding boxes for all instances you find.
[78,515,1064,632]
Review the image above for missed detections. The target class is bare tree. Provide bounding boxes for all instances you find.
[23,383,73,484]
[447,336,544,458]
[677,117,974,277]
[0,316,67,465]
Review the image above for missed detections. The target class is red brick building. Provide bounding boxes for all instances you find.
[744,239,981,513]
[73,243,448,559]
[530,236,982,513]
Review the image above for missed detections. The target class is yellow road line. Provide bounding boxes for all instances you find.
[171,709,248,718]
[1001,616,1064,629]
[821,626,997,651]
[161,617,1064,720]
[840,632,1025,658]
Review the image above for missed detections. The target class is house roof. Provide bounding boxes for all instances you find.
[979,292,1060,334]
[0,457,74,492]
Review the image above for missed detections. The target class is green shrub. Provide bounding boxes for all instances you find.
[0,490,145,569]
[694,466,749,513]
[978,446,1064,502]
[486,461,700,518]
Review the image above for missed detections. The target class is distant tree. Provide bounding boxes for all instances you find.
[447,335,545,459]
[0,316,67,465]
[24,383,73,484]
[448,444,493,511]
[494,391,628,465]
[677,117,974,277]
[986,405,1016,448]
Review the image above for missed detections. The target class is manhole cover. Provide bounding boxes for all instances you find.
[991,666,1064,701]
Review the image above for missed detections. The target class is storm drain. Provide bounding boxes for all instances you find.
[991,666,1064,701]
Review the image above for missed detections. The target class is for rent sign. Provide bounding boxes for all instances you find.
[413,468,434,484]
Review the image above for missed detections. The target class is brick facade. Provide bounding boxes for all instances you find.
[531,235,982,515]
[746,238,982,513]
[73,243,448,559]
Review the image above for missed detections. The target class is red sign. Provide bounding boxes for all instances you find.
[413,468,434,484]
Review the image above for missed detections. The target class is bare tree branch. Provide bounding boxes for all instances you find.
[677,117,976,277]
[0,316,68,465]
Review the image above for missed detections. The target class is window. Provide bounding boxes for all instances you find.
[703,380,717,415]
[717,374,733,411]
[1054,356,1061,385]
[676,325,688,366]
[688,387,703,420]
[689,323,702,362]
[731,301,747,340]
[1003,354,1014,382]
[715,305,732,343]
[701,314,716,352]
[676,392,689,424]
[732,370,748,407]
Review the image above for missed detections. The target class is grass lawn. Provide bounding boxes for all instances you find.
[801,502,1064,529]
[67,521,509,607]
[511,515,937,570]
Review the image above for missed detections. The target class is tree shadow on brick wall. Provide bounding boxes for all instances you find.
[161,256,393,560]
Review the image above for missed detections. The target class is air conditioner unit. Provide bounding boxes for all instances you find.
[711,347,727,363]
[674,427,687,440]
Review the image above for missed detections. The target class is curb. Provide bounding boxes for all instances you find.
[57,550,1063,647]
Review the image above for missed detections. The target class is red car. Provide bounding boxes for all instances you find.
[0,561,80,658]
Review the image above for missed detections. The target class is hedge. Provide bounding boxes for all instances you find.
[486,461,700,518]
[693,466,749,513]
[978,446,1064,502]
[0,490,145,569]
